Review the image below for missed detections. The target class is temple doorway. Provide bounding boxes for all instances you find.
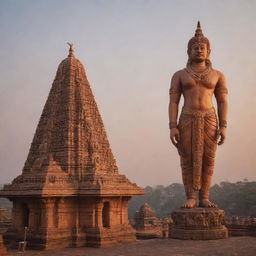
[102,202,110,228]
[22,203,30,227]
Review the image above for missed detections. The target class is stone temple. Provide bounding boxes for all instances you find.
[0,45,144,249]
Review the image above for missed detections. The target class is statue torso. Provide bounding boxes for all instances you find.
[178,68,220,110]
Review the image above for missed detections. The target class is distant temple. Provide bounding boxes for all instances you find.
[133,203,164,239]
[0,44,143,249]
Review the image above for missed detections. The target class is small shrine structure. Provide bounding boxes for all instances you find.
[0,44,143,249]
[134,203,162,239]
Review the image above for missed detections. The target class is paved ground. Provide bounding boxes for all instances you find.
[8,237,256,256]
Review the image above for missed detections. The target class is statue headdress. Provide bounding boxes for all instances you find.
[187,21,211,65]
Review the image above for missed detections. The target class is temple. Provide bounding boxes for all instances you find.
[0,44,144,249]
[133,203,163,239]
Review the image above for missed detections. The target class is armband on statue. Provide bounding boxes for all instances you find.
[169,88,181,95]
[215,87,228,95]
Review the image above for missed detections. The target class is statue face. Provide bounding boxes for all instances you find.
[189,43,209,63]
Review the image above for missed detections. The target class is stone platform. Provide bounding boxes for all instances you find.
[170,208,228,240]
[6,237,256,256]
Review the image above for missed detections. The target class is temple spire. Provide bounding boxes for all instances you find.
[67,42,74,57]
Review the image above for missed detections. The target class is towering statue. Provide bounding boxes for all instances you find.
[169,22,228,208]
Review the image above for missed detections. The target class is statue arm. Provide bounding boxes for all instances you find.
[169,71,182,146]
[214,71,228,145]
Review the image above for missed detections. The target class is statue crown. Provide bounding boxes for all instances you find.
[187,21,210,52]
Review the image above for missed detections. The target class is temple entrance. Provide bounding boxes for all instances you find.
[102,202,110,228]
[22,203,30,227]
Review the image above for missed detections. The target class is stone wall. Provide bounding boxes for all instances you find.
[224,216,256,236]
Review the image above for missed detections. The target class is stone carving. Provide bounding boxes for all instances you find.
[168,21,228,208]
[224,216,256,236]
[172,208,224,228]
[0,45,144,249]
[168,22,228,240]
[133,203,163,239]
[170,208,228,239]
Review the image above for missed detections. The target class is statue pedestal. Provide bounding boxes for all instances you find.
[169,208,228,240]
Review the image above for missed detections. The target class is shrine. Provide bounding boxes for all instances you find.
[0,44,143,249]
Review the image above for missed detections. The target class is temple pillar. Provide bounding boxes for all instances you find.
[11,201,19,228]
[95,201,103,228]
[122,198,129,225]
[41,198,55,228]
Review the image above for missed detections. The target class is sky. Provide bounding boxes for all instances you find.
[0,0,256,187]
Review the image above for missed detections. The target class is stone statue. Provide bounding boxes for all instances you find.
[169,22,228,208]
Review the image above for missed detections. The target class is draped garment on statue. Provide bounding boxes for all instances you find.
[177,107,218,191]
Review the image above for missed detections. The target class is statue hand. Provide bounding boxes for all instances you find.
[217,127,226,145]
[170,128,180,147]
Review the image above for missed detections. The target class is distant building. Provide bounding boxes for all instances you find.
[133,203,166,239]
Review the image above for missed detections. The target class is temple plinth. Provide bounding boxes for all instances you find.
[0,45,144,249]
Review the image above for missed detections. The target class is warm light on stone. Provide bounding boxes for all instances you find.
[0,46,144,249]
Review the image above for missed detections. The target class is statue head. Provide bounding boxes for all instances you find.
[187,21,211,65]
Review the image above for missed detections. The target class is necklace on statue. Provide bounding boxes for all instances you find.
[185,63,212,82]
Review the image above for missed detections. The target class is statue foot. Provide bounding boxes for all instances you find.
[199,199,217,208]
[180,199,196,208]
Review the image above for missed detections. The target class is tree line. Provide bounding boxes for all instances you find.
[1,181,256,219]
[128,181,256,219]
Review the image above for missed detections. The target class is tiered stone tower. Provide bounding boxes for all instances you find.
[0,44,144,249]
[134,203,162,239]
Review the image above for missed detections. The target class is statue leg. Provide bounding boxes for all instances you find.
[178,116,197,208]
[199,114,217,208]
[181,165,196,208]
[199,164,217,208]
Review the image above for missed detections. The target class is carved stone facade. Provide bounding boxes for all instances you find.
[0,47,144,249]
[224,216,256,237]
[133,203,163,239]
[170,208,228,240]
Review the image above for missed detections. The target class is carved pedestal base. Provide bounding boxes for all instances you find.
[170,208,228,240]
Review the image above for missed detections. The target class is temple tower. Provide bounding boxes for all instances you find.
[0,45,144,249]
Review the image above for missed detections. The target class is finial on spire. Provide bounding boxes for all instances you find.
[194,21,204,37]
[67,42,74,57]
